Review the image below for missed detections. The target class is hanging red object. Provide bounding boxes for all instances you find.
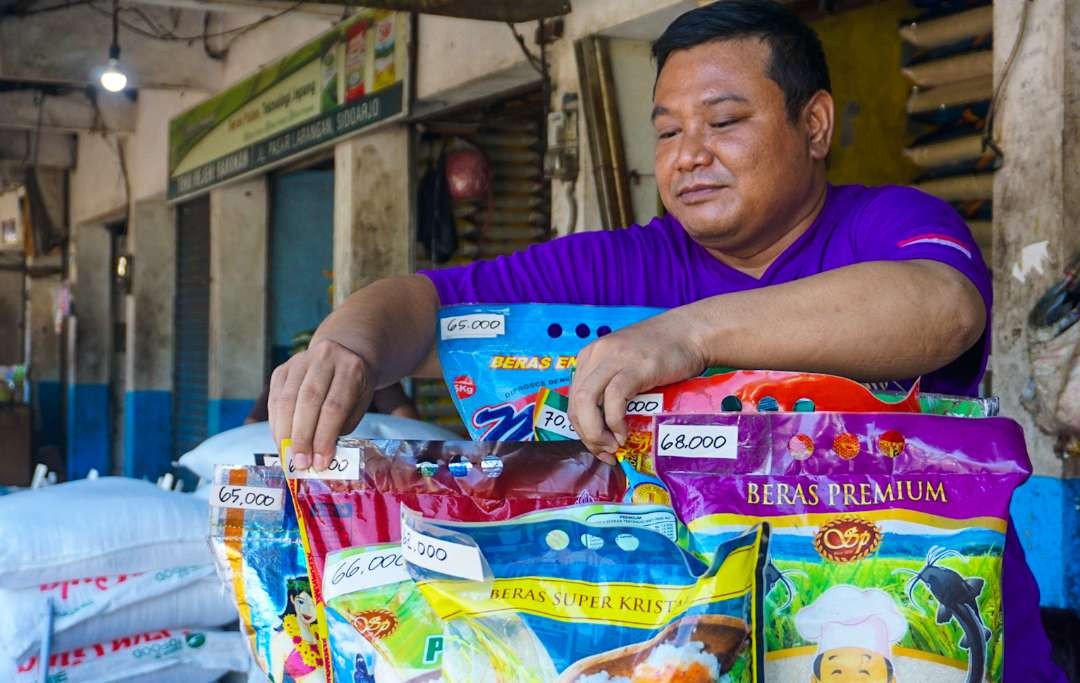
[444,147,491,200]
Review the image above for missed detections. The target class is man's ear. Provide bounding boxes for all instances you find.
[803,90,834,161]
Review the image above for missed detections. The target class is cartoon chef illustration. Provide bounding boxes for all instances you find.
[795,585,909,683]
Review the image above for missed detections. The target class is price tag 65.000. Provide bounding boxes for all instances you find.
[210,484,284,511]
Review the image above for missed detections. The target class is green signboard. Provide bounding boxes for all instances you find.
[168,10,409,200]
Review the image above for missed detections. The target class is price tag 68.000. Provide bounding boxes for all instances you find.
[656,424,739,459]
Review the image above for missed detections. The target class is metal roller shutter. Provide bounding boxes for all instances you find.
[173,197,211,457]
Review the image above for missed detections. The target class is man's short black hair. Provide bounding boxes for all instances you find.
[812,653,896,681]
[652,0,831,122]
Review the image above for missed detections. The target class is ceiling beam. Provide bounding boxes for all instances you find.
[0,88,135,133]
[131,0,571,22]
[0,130,76,168]
[128,0,346,17]
[0,5,223,90]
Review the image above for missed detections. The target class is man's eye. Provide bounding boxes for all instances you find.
[655,128,678,139]
[711,119,736,129]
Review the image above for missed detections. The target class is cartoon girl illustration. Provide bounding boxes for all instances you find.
[270,576,326,683]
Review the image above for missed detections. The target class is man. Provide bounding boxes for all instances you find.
[269,2,1062,679]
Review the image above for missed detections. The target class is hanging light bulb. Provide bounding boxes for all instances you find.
[100,0,128,92]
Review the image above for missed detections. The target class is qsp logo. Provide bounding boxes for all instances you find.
[813,516,883,563]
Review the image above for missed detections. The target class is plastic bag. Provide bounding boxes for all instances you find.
[655,412,1030,682]
[436,304,663,440]
[533,370,922,505]
[401,504,767,682]
[323,542,443,682]
[210,465,327,683]
[284,438,628,682]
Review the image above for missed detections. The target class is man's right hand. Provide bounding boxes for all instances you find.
[269,339,376,471]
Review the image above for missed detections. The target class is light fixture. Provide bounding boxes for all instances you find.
[100,0,128,92]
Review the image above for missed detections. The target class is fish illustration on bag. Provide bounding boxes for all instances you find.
[896,546,993,683]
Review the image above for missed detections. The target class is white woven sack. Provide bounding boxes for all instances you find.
[1,565,238,664]
[0,477,213,589]
[7,628,249,683]
[178,414,461,481]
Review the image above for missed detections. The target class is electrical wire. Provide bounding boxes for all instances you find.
[5,0,93,17]
[82,0,306,43]
[983,0,1032,159]
[506,22,544,76]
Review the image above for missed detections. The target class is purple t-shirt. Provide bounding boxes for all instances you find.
[422,184,1062,681]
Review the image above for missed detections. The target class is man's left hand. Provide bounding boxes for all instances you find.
[568,308,707,462]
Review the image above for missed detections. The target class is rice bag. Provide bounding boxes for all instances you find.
[401,504,768,683]
[284,438,628,681]
[210,465,327,683]
[654,412,1031,683]
[533,370,922,505]
[323,542,443,682]
[436,304,663,440]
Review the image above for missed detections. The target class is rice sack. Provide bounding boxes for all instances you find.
[209,465,327,683]
[401,504,767,683]
[534,370,921,506]
[436,304,662,440]
[283,438,627,681]
[654,413,1030,683]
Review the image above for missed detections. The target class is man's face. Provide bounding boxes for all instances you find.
[652,38,823,256]
[812,647,894,683]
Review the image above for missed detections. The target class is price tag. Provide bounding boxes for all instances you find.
[209,484,284,511]
[535,404,577,439]
[400,520,485,582]
[284,446,361,480]
[323,547,409,601]
[625,393,663,416]
[656,424,738,459]
[440,314,506,340]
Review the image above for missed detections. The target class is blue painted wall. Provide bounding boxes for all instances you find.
[32,380,63,454]
[1011,474,1080,608]
[269,170,334,368]
[208,398,255,437]
[123,390,173,480]
[66,383,110,479]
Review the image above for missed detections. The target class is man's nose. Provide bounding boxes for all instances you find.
[675,127,712,171]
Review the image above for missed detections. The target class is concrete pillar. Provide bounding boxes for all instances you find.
[66,223,111,478]
[208,178,267,435]
[122,199,175,480]
[26,268,63,474]
[992,0,1080,608]
[0,269,23,364]
[333,126,413,306]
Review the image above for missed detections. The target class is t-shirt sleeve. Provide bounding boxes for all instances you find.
[852,186,992,395]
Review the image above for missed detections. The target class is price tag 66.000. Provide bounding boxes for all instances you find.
[323,547,409,601]
[210,484,284,511]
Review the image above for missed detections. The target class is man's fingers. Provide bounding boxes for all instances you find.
[288,357,336,470]
[311,356,372,470]
[568,364,620,457]
[267,361,291,446]
[271,355,310,464]
[602,373,638,447]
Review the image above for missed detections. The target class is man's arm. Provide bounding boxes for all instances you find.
[269,274,441,470]
[568,259,985,457]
